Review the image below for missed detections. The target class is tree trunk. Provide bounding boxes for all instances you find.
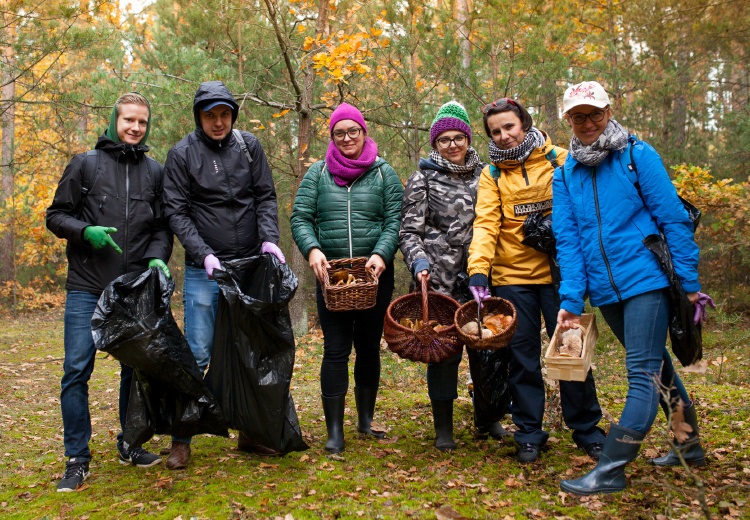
[456,0,471,70]
[1,30,16,286]
[286,0,329,337]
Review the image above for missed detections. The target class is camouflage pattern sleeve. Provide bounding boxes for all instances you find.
[399,170,430,276]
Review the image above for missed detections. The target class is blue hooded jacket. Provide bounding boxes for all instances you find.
[552,138,700,315]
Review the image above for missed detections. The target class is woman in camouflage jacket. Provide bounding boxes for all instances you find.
[399,101,511,451]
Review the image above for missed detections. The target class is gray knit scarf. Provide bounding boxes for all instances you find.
[428,146,481,175]
[569,119,629,166]
[488,127,545,163]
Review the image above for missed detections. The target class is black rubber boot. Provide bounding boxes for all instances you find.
[322,394,345,454]
[354,387,385,439]
[431,399,457,451]
[560,423,644,495]
[650,403,706,467]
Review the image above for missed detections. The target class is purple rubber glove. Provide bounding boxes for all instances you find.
[693,292,716,325]
[261,241,286,264]
[204,254,222,280]
[469,286,490,308]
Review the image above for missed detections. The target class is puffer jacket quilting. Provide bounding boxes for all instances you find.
[291,158,403,262]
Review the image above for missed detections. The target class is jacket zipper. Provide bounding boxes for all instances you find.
[592,167,621,300]
[345,172,369,258]
[521,162,530,186]
[124,161,130,268]
[217,153,241,254]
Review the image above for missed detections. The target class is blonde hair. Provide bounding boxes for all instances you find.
[115,92,149,115]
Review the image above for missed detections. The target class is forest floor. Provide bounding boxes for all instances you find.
[0,307,749,519]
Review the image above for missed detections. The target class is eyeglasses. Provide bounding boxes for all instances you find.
[568,109,608,125]
[332,127,363,141]
[435,134,468,149]
[482,98,517,114]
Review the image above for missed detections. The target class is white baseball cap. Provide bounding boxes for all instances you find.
[563,81,611,114]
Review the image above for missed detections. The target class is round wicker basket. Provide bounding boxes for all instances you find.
[383,278,462,363]
[454,297,517,350]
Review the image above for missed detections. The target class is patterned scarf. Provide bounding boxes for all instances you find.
[325,137,379,186]
[427,147,481,175]
[488,127,545,163]
[569,119,629,166]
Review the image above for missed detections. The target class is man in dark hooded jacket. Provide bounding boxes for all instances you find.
[162,80,285,469]
[46,92,173,492]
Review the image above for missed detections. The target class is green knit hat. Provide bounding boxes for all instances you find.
[430,101,472,147]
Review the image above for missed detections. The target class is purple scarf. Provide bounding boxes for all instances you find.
[325,137,379,186]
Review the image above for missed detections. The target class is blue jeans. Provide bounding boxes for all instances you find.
[183,266,220,372]
[599,289,690,434]
[316,264,395,397]
[493,284,605,447]
[61,290,132,460]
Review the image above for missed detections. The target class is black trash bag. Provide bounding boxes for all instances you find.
[92,268,228,447]
[643,234,702,366]
[466,347,511,427]
[204,255,309,454]
[521,211,561,288]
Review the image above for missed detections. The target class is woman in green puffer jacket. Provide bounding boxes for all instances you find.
[291,103,403,455]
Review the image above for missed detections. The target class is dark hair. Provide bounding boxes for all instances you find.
[482,98,534,136]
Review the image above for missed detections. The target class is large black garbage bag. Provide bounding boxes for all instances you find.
[92,268,228,447]
[204,255,309,454]
[522,211,561,288]
[643,234,702,366]
[466,347,511,427]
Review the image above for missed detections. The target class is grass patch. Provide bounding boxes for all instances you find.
[0,308,748,519]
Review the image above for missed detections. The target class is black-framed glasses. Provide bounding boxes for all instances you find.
[332,127,363,141]
[568,109,608,125]
[435,134,468,149]
[482,98,517,114]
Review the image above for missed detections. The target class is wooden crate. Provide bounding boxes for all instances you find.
[544,313,598,382]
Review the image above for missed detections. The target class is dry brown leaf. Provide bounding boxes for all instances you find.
[680,359,709,373]
[670,402,694,443]
[435,504,469,520]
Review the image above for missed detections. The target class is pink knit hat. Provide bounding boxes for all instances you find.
[329,103,368,135]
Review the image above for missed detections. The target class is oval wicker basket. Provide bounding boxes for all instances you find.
[454,297,518,350]
[322,257,378,311]
[383,278,462,363]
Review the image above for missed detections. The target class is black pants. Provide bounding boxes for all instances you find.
[493,284,605,448]
[316,263,395,397]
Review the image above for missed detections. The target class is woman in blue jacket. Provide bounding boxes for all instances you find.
[552,81,706,495]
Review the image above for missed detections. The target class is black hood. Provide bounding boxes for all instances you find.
[193,81,239,130]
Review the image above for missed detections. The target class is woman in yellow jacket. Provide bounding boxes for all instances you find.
[467,98,605,464]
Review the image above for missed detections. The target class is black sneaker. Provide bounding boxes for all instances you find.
[118,444,162,468]
[57,458,90,492]
[517,443,541,463]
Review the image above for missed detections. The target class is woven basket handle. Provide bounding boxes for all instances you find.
[420,276,429,324]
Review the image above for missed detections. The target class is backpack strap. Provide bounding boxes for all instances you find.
[545,148,559,170]
[77,150,101,218]
[233,129,253,166]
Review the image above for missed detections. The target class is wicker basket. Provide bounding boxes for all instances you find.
[454,297,517,350]
[383,278,462,363]
[322,257,378,312]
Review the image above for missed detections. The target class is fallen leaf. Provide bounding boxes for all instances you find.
[435,504,469,520]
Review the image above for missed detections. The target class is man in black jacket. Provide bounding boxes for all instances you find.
[162,81,285,469]
[46,92,173,491]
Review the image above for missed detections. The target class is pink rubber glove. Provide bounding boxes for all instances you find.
[261,241,286,264]
[693,292,716,325]
[204,254,222,280]
[469,286,490,308]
